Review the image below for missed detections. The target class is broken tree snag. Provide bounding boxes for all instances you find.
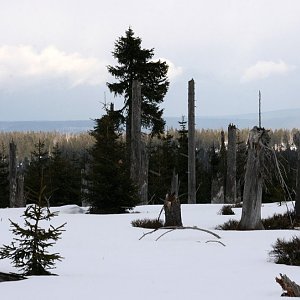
[188,79,196,204]
[239,126,270,230]
[164,193,183,227]
[9,141,17,208]
[276,273,300,297]
[293,131,300,220]
[225,124,237,204]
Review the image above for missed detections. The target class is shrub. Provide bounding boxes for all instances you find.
[215,219,239,230]
[219,205,235,215]
[262,212,295,230]
[131,218,164,229]
[270,236,300,266]
[217,211,299,231]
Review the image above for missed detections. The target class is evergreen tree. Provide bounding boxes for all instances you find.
[148,132,177,203]
[0,143,9,208]
[48,144,81,206]
[25,139,51,203]
[107,27,169,141]
[0,183,65,275]
[88,107,138,213]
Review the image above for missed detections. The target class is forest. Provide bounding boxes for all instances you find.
[0,126,298,209]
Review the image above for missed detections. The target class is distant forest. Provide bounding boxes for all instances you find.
[0,126,298,208]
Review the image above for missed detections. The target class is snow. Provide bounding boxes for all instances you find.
[0,203,299,300]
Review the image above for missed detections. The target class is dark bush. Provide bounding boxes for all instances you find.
[215,219,239,230]
[270,236,300,266]
[217,211,300,231]
[262,212,295,230]
[131,218,164,229]
[219,205,235,215]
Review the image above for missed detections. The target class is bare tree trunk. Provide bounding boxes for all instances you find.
[164,193,183,227]
[225,124,237,203]
[171,169,179,198]
[239,127,269,230]
[293,131,300,219]
[9,141,17,208]
[211,177,224,204]
[276,273,300,297]
[130,80,148,204]
[188,79,196,204]
[16,172,25,207]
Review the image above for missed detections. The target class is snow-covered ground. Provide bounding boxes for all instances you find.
[0,203,299,300]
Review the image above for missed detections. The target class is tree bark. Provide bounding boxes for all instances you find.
[225,124,237,204]
[164,193,183,227]
[188,79,196,204]
[276,273,300,297]
[130,80,148,204]
[239,127,269,230]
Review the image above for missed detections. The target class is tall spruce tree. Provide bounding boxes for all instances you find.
[107,27,169,143]
[88,107,138,214]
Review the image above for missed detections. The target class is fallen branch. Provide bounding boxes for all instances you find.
[139,226,221,241]
[205,240,226,247]
[276,273,300,297]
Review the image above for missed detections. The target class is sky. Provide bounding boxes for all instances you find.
[0,0,300,121]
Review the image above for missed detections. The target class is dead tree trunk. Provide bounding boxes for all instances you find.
[164,193,183,227]
[293,131,300,219]
[130,80,148,204]
[164,171,182,226]
[225,124,237,203]
[9,141,17,208]
[16,171,25,207]
[276,273,300,297]
[239,127,269,230]
[171,169,179,198]
[188,79,196,204]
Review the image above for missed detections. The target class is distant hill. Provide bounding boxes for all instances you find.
[0,108,299,133]
[167,108,300,130]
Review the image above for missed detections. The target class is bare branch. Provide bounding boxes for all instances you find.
[139,226,221,241]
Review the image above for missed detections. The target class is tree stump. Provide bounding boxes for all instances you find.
[276,273,300,297]
[239,126,270,230]
[164,193,183,227]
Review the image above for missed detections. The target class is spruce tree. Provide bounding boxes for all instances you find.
[88,107,138,214]
[107,27,169,142]
[25,139,51,203]
[48,144,81,206]
[0,182,65,276]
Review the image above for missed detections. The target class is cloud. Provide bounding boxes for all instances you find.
[0,45,108,88]
[153,58,183,80]
[241,60,295,82]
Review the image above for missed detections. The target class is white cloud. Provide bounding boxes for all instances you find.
[0,45,108,88]
[241,60,295,83]
[153,58,183,80]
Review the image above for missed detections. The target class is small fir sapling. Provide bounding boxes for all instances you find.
[0,185,66,276]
